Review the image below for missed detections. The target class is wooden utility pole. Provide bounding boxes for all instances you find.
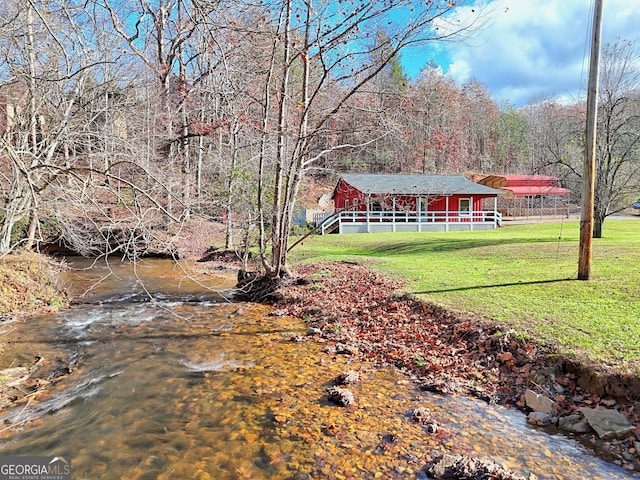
[578,0,604,280]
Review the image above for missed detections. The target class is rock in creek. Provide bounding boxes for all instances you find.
[333,343,359,355]
[424,453,538,480]
[579,407,636,440]
[558,413,591,434]
[334,370,360,385]
[420,378,464,396]
[326,386,355,406]
[527,411,557,427]
[306,327,323,336]
[524,389,556,414]
[411,406,432,424]
[411,406,438,433]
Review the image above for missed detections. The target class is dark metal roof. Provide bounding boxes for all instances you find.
[339,174,503,196]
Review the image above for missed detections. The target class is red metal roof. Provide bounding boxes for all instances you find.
[477,174,571,197]
[501,186,572,196]
[494,174,558,181]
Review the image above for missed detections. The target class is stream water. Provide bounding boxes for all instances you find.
[0,258,636,479]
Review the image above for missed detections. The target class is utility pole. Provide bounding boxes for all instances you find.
[578,0,604,280]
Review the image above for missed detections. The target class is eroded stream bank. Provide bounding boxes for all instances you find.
[0,258,637,479]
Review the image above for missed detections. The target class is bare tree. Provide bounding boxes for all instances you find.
[0,0,493,267]
[0,2,104,253]
[592,40,640,237]
[98,0,210,221]
[0,1,192,258]
[522,101,584,179]
[528,40,640,237]
[251,0,488,277]
[492,106,528,174]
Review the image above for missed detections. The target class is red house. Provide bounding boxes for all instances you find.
[319,174,503,234]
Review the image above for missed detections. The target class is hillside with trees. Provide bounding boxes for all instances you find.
[1,1,639,274]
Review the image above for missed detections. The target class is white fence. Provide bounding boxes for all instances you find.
[317,210,502,234]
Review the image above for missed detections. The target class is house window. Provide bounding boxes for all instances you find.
[459,198,470,215]
[371,199,383,211]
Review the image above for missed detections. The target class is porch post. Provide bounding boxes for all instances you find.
[392,197,396,232]
[445,196,449,232]
[367,194,371,233]
[494,196,498,227]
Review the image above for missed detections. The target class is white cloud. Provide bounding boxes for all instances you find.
[437,0,640,107]
[448,59,471,81]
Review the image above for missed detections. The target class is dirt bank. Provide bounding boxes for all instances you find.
[0,250,68,321]
[0,250,71,410]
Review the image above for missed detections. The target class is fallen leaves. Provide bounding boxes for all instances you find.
[274,261,533,405]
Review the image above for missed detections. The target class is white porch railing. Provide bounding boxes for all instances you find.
[318,209,501,234]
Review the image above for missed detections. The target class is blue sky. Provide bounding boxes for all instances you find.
[401,0,640,107]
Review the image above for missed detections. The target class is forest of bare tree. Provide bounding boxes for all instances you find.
[1,1,639,275]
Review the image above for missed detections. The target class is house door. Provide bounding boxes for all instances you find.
[459,198,471,222]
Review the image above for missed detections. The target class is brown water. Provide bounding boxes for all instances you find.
[0,258,636,479]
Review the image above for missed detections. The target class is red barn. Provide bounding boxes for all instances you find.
[319,174,503,234]
[477,174,572,218]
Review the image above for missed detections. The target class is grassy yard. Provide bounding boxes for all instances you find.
[290,219,640,371]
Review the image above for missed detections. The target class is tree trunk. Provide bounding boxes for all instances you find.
[24,210,39,250]
[266,0,294,278]
[0,213,16,254]
[593,213,604,238]
[0,185,30,254]
[224,122,240,250]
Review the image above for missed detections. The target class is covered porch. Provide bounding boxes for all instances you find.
[318,206,501,234]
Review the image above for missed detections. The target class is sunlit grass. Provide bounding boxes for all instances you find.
[290,219,640,369]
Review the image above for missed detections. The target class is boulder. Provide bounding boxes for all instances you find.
[579,408,635,440]
[334,343,359,355]
[524,389,556,414]
[425,453,537,480]
[411,406,432,424]
[527,411,556,427]
[558,414,591,434]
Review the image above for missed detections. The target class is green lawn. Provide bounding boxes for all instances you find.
[290,219,640,371]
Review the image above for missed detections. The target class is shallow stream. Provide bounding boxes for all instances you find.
[0,258,636,479]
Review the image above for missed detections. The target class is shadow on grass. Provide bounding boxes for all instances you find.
[365,236,570,257]
[412,277,574,295]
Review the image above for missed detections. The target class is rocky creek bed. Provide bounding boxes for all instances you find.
[237,260,640,475]
[2,255,639,478]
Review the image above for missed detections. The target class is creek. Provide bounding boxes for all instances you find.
[0,258,636,479]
